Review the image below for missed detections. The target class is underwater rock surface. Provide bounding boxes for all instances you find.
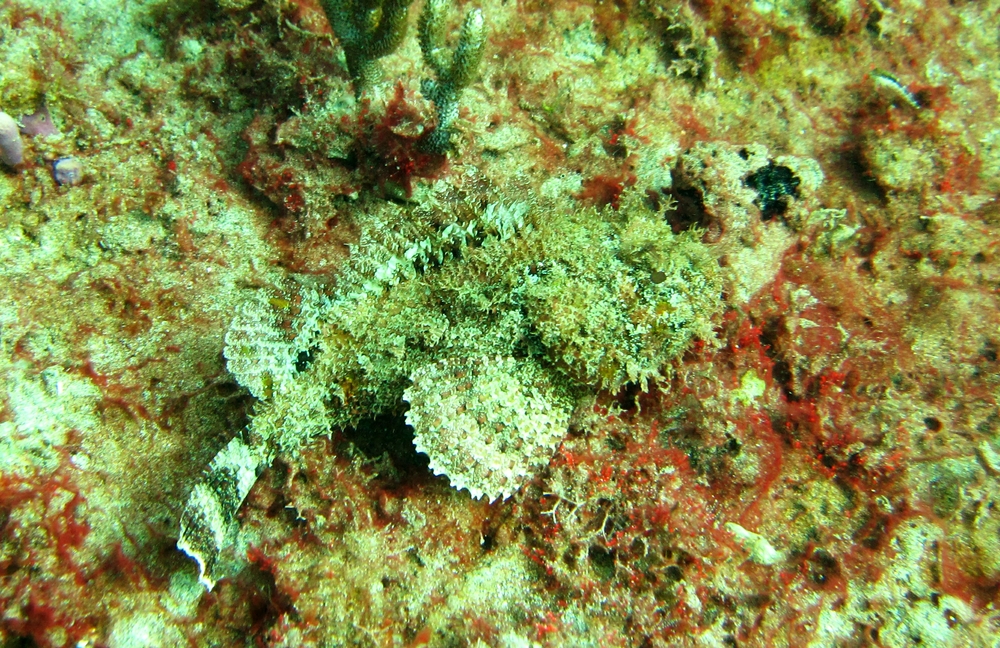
[1,0,999,646]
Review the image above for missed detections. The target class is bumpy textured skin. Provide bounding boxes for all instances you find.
[178,195,726,589]
[223,288,329,399]
[223,293,299,400]
[179,287,331,588]
[177,436,267,590]
[404,356,571,502]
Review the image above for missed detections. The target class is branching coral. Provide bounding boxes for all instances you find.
[417,0,485,152]
[317,0,415,93]
[315,0,485,154]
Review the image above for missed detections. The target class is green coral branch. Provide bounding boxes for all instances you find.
[318,0,415,93]
[417,0,485,152]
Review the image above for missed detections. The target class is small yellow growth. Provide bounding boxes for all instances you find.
[217,0,254,9]
[735,370,766,406]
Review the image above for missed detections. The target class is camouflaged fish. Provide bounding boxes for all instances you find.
[177,196,723,589]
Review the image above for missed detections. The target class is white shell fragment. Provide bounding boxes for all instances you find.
[725,522,782,565]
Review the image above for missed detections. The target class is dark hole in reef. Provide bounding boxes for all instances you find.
[605,434,627,452]
[344,412,430,482]
[759,315,798,399]
[615,381,642,412]
[856,512,891,550]
[809,548,841,585]
[924,416,942,432]
[562,544,578,568]
[718,19,753,70]
[865,7,883,36]
[664,184,711,233]
[771,359,794,398]
[228,558,296,640]
[855,230,880,258]
[807,0,847,36]
[588,544,616,581]
[602,115,630,158]
[981,340,997,362]
[664,564,683,582]
[911,89,933,110]
[294,346,316,372]
[745,161,801,221]
[832,146,887,205]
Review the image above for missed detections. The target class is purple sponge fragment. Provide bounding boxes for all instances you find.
[20,105,58,137]
[0,111,24,167]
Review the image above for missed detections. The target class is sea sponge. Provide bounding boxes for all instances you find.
[0,111,23,167]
